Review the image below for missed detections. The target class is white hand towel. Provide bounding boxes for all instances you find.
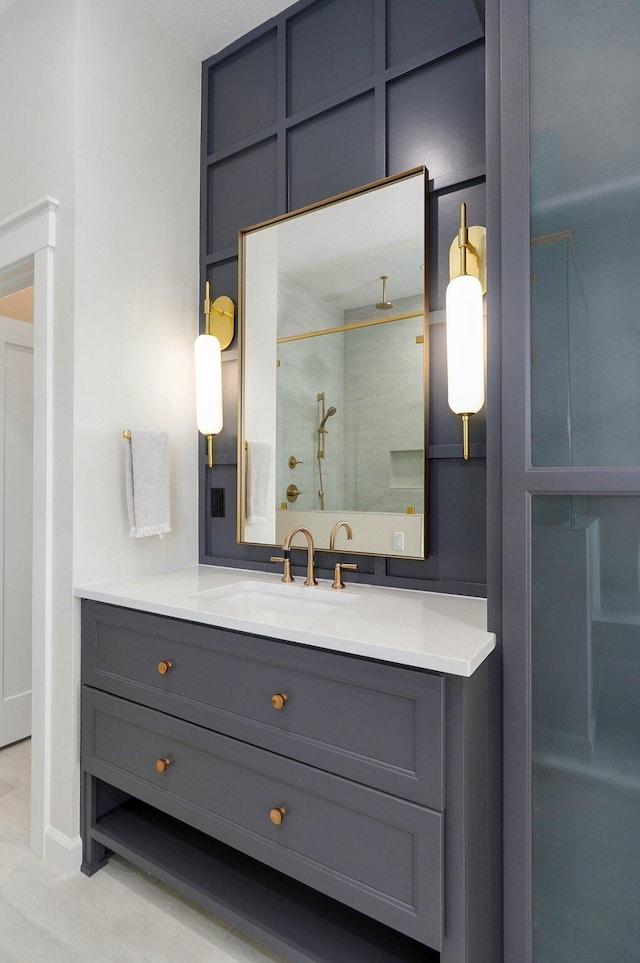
[246,441,271,524]
[125,430,172,538]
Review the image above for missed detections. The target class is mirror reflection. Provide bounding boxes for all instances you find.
[239,168,428,558]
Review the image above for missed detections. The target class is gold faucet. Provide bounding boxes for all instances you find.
[329,520,353,551]
[282,527,317,586]
[329,521,357,589]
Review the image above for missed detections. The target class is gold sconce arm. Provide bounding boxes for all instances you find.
[204,281,234,348]
[448,203,487,294]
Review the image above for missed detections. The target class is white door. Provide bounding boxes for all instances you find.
[0,316,33,748]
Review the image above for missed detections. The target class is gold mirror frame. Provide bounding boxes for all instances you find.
[237,167,429,559]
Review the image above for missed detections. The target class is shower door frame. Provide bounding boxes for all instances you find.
[487,0,640,959]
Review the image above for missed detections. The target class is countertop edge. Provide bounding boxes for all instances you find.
[75,581,496,678]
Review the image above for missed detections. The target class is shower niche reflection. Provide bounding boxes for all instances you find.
[239,168,428,558]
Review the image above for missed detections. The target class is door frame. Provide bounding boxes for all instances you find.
[0,196,57,858]
[488,0,640,957]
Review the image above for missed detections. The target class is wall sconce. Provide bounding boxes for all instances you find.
[195,281,234,468]
[446,202,486,460]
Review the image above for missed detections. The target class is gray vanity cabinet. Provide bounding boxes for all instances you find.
[80,600,490,963]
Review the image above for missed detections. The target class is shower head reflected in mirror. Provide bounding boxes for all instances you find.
[376,275,394,310]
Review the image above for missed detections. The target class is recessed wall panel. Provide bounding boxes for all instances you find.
[387,45,485,182]
[203,464,264,563]
[288,95,376,210]
[288,0,375,116]
[388,459,486,585]
[387,458,487,596]
[207,32,278,155]
[207,139,278,254]
[386,0,482,68]
[434,458,486,585]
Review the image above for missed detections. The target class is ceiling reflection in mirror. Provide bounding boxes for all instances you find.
[239,168,429,558]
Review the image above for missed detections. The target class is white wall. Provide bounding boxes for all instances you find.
[0,0,200,862]
[66,0,199,848]
[73,0,200,584]
[0,1,77,227]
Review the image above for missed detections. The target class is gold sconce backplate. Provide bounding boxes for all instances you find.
[209,295,235,350]
[449,225,487,293]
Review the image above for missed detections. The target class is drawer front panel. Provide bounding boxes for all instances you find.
[82,687,443,949]
[82,601,444,809]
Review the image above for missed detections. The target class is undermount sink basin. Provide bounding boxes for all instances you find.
[189,580,360,618]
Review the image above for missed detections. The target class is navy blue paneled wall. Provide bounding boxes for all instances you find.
[200,0,486,596]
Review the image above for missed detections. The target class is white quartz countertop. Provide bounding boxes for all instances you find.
[74,566,495,677]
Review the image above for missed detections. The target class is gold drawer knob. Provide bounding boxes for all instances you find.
[157,660,173,675]
[155,757,171,773]
[269,807,286,826]
[271,693,288,710]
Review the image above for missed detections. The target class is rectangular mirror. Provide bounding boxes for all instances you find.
[238,167,429,558]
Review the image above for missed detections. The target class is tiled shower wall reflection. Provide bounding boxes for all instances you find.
[276,274,344,512]
[276,288,424,514]
[343,300,424,513]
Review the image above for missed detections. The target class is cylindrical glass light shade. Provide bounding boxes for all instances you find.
[445,273,485,415]
[195,333,223,435]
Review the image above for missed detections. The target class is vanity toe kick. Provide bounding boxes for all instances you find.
[82,687,443,949]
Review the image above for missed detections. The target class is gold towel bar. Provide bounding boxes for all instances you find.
[122,430,131,439]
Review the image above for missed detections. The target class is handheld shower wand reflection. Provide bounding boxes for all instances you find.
[319,406,337,430]
[317,393,337,510]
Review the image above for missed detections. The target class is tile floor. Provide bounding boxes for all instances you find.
[0,739,289,962]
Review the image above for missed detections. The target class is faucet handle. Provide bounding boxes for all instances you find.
[331,562,357,590]
[270,555,294,583]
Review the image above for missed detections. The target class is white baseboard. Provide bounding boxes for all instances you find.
[44,826,83,875]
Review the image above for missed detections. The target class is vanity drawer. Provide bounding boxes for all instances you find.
[82,687,443,949]
[82,601,444,809]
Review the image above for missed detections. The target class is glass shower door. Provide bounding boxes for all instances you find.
[528,1,640,960]
[531,496,640,962]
